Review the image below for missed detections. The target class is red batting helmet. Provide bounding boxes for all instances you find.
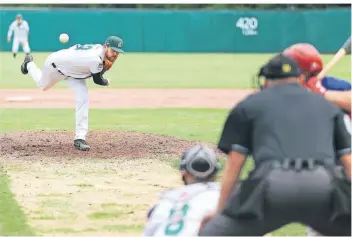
[282,43,323,76]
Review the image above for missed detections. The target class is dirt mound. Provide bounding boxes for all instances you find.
[0,130,220,159]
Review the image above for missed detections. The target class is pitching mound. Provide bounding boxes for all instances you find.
[0,130,219,159]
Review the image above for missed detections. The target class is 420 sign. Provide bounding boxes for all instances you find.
[236,17,258,36]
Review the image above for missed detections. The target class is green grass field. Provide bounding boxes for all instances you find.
[0,52,350,236]
[0,169,35,236]
[0,52,350,89]
[0,108,306,236]
[0,108,227,142]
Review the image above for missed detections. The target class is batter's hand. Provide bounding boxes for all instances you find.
[7,37,11,42]
[304,76,327,95]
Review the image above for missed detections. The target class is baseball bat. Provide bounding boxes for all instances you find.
[316,36,351,80]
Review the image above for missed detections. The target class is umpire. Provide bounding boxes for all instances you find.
[198,54,351,236]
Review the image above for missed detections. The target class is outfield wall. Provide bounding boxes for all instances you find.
[0,8,350,53]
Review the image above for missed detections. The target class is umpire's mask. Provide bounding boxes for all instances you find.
[179,145,220,184]
[253,67,266,90]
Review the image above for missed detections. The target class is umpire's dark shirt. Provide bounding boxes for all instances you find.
[218,83,351,166]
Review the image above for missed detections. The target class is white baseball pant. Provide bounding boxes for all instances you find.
[27,56,89,141]
[13,37,30,54]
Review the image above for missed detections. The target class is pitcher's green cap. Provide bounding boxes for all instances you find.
[105,36,124,53]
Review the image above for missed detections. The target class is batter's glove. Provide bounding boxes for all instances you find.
[304,76,327,95]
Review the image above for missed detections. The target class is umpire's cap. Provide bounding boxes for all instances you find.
[179,145,220,181]
[259,54,301,79]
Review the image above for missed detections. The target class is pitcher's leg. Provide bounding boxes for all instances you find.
[22,55,64,90]
[26,61,43,88]
[66,78,90,151]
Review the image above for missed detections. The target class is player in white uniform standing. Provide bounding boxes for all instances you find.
[20,36,124,151]
[143,145,221,237]
[7,14,31,58]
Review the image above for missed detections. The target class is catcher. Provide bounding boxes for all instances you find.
[20,36,124,151]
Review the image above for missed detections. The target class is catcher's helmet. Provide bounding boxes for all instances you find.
[179,145,220,181]
[283,43,323,76]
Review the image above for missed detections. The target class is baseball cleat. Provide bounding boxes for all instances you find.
[74,139,90,151]
[21,54,33,75]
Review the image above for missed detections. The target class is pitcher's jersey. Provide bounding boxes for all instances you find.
[7,20,29,40]
[48,44,105,79]
[143,182,220,237]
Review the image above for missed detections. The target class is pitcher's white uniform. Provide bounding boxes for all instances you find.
[27,43,105,140]
[7,20,31,54]
[143,182,220,237]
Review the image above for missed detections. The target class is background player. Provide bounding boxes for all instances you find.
[20,36,124,151]
[7,14,31,58]
[283,43,351,113]
[143,145,221,236]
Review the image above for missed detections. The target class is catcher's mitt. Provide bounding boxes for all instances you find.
[103,58,114,72]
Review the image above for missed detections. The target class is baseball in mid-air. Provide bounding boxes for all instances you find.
[59,33,69,43]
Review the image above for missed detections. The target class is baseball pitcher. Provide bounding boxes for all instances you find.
[7,14,31,58]
[143,145,221,237]
[20,36,124,151]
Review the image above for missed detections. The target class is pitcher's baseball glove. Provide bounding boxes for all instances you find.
[103,58,114,73]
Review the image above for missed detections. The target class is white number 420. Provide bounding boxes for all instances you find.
[236,17,258,30]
